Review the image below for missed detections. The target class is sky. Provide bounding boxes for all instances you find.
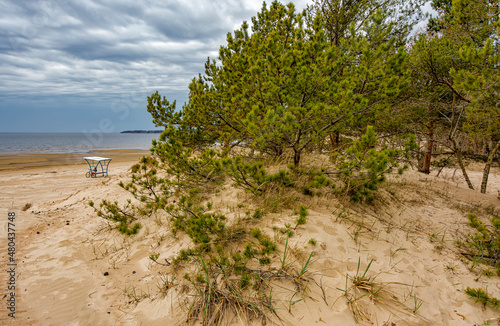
[0,0,311,133]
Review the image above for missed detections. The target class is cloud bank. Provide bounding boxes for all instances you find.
[0,0,310,131]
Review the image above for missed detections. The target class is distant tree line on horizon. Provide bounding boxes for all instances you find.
[121,130,163,134]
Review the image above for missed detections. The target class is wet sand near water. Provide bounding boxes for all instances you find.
[0,149,150,171]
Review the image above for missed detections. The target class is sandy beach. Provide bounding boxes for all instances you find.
[0,149,151,171]
[1,151,499,325]
[0,150,149,325]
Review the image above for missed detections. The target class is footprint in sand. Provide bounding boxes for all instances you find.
[323,225,338,236]
[337,245,346,253]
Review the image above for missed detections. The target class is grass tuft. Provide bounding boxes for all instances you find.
[465,287,500,310]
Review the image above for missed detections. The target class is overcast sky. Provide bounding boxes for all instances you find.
[0,0,311,133]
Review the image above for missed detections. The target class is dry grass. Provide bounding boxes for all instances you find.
[183,253,315,326]
[335,258,424,324]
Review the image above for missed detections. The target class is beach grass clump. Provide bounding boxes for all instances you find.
[465,287,500,310]
[275,223,295,238]
[295,205,309,228]
[253,208,264,219]
[156,273,175,297]
[459,213,500,270]
[336,258,421,323]
[122,286,150,304]
[89,200,142,235]
[181,246,315,325]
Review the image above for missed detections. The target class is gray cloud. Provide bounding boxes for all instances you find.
[0,0,311,132]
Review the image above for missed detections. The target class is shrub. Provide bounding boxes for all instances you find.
[89,200,142,235]
[465,287,500,310]
[333,126,412,202]
[461,213,500,268]
[295,205,308,228]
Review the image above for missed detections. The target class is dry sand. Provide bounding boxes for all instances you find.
[0,152,499,325]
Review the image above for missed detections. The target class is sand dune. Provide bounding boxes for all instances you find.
[1,153,499,325]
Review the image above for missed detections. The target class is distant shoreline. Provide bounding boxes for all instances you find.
[121,130,163,134]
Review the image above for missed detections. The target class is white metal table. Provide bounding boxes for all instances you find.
[84,156,112,178]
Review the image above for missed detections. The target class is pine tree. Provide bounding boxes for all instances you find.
[449,0,500,193]
[308,0,426,46]
[407,31,472,177]
[95,1,417,235]
[148,1,409,168]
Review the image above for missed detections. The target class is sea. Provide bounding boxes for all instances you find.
[0,132,160,155]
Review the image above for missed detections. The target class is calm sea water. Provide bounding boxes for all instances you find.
[0,133,160,154]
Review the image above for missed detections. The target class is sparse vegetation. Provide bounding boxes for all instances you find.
[336,258,420,323]
[122,286,151,304]
[460,213,500,269]
[295,205,308,228]
[156,273,175,296]
[465,287,500,310]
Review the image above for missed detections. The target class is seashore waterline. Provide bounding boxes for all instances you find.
[0,132,159,155]
[0,133,159,170]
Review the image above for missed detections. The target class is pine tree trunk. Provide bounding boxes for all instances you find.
[451,138,474,190]
[329,131,340,151]
[293,129,302,168]
[293,149,301,169]
[480,140,500,194]
[420,122,434,174]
